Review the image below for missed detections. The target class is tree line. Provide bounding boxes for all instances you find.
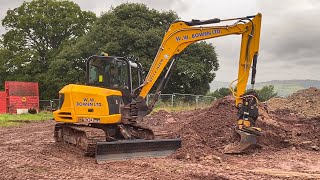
[0,0,219,99]
[209,85,278,102]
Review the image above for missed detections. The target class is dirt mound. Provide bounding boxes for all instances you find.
[261,87,320,151]
[143,93,320,161]
[267,87,320,118]
[172,96,237,160]
[141,89,320,161]
[145,110,173,126]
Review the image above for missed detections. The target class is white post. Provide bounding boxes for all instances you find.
[171,94,174,107]
[146,94,149,106]
[195,96,199,108]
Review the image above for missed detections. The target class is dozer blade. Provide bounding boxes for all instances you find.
[96,138,181,164]
[224,128,258,154]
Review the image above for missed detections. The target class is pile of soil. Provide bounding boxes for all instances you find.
[142,109,196,137]
[144,89,320,161]
[169,96,294,161]
[267,87,320,118]
[172,96,237,160]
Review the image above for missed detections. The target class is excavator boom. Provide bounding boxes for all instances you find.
[133,13,262,154]
[138,14,262,102]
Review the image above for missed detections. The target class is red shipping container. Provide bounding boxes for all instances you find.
[0,91,6,114]
[5,81,39,96]
[7,96,39,114]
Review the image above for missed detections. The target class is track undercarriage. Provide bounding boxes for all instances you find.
[54,124,107,156]
[54,123,181,163]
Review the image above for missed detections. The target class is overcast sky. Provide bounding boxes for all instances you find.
[1,0,320,82]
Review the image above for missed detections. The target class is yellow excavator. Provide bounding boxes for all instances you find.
[53,13,262,163]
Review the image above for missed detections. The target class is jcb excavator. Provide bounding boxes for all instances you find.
[53,13,262,163]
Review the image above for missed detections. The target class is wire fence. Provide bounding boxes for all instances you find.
[39,93,216,111]
[147,93,215,109]
[39,99,59,112]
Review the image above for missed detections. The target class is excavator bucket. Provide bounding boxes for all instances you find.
[224,128,258,154]
[96,138,181,164]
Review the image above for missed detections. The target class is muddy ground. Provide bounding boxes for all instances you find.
[0,88,319,179]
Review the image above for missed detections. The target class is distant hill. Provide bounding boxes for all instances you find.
[210,80,320,97]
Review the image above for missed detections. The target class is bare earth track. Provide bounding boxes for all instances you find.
[0,88,319,179]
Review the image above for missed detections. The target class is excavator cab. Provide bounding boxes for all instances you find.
[86,55,143,104]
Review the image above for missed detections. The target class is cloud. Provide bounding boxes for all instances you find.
[258,0,320,65]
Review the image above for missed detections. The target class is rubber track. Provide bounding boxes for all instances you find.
[54,124,106,156]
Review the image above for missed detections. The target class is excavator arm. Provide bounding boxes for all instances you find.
[133,13,262,153]
[138,13,261,103]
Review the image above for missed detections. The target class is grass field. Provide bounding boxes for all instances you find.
[0,112,53,126]
[153,105,201,113]
[0,104,208,126]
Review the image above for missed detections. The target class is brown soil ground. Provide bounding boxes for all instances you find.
[0,88,319,179]
[267,87,320,118]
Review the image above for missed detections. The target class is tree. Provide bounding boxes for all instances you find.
[256,85,278,102]
[163,41,218,95]
[0,48,9,91]
[208,87,231,99]
[0,0,96,98]
[56,3,219,97]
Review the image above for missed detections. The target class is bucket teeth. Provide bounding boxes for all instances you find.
[224,127,258,154]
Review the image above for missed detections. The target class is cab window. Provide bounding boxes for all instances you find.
[131,66,141,90]
[87,57,129,91]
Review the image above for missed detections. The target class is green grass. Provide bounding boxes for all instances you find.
[0,112,53,127]
[152,102,211,113]
[153,106,198,113]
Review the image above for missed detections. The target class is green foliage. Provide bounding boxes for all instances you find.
[57,3,219,96]
[0,0,96,98]
[43,3,180,98]
[256,85,278,102]
[153,105,202,113]
[0,48,11,90]
[1,2,219,98]
[208,85,277,102]
[164,42,218,95]
[208,87,231,99]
